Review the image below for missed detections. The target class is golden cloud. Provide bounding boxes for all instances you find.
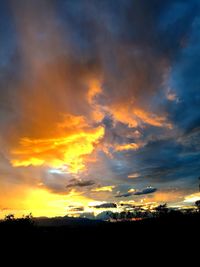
[133,108,172,128]
[0,183,93,219]
[115,143,140,152]
[106,103,172,129]
[92,185,115,192]
[11,119,104,173]
[183,192,200,203]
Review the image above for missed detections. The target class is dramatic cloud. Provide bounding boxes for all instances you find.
[0,0,199,217]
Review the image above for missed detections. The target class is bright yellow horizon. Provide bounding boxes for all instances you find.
[1,183,199,219]
[0,186,94,219]
[0,1,199,221]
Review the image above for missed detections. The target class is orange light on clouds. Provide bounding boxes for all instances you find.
[92,185,115,192]
[22,188,93,217]
[87,79,105,122]
[183,192,200,203]
[0,0,185,220]
[128,173,140,179]
[115,143,140,151]
[87,79,102,105]
[106,104,172,129]
[134,108,172,128]
[109,104,138,128]
[11,124,105,173]
[0,186,93,219]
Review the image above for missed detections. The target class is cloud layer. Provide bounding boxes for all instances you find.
[0,0,200,216]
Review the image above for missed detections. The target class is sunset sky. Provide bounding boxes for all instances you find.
[0,0,200,218]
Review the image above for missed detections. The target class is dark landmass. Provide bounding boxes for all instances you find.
[1,212,199,262]
[1,212,199,245]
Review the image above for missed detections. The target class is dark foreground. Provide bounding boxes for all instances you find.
[1,213,200,248]
[1,213,199,263]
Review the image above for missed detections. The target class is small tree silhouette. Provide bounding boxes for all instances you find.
[155,203,168,217]
[110,212,118,221]
[5,214,15,221]
[3,213,34,228]
[195,200,200,212]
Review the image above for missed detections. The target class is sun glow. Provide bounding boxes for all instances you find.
[184,192,200,203]
[11,125,105,173]
[0,187,93,219]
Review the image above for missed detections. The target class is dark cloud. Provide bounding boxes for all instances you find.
[134,187,157,195]
[120,203,135,208]
[115,192,134,198]
[68,206,84,212]
[95,211,114,220]
[66,179,95,188]
[91,203,117,209]
[116,187,157,198]
[0,0,199,212]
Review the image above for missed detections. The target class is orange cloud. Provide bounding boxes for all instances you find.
[87,79,105,122]
[87,79,102,105]
[7,4,106,175]
[11,120,104,173]
[128,173,140,179]
[0,1,179,219]
[115,143,140,151]
[167,92,177,101]
[108,104,138,127]
[107,103,172,129]
[133,108,172,128]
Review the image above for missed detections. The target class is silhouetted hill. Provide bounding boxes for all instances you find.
[33,216,103,227]
[1,212,199,258]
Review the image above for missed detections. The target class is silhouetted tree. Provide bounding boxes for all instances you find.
[5,214,15,221]
[155,203,168,217]
[110,212,119,221]
[119,211,127,220]
[195,200,200,212]
[2,213,34,229]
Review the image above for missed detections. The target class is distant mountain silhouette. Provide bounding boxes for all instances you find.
[33,216,103,227]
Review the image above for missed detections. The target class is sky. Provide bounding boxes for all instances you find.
[0,0,200,218]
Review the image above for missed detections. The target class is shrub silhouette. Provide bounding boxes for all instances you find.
[195,200,200,212]
[155,203,168,217]
[1,213,34,229]
[4,214,15,221]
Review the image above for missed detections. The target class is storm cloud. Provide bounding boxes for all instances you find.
[0,0,200,216]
